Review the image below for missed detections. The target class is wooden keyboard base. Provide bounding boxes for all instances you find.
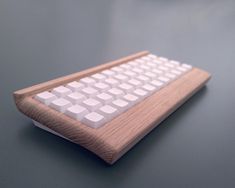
[13,51,211,164]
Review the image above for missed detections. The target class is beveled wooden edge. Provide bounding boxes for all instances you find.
[13,51,211,164]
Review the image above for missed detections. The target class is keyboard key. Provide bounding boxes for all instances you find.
[81,87,99,97]
[165,73,177,80]
[159,57,168,62]
[128,79,142,88]
[35,91,57,105]
[158,76,170,83]
[66,81,84,92]
[120,64,132,70]
[97,105,118,121]
[152,69,164,75]
[91,73,106,81]
[142,84,156,94]
[65,105,89,120]
[158,65,169,72]
[51,86,72,97]
[82,112,106,128]
[182,64,192,70]
[136,75,150,83]
[50,98,72,113]
[93,82,110,92]
[123,94,139,106]
[171,70,182,76]
[80,77,96,86]
[127,61,139,67]
[111,99,129,113]
[82,98,102,111]
[123,71,137,78]
[144,72,157,79]
[114,74,128,82]
[104,78,119,87]
[150,80,164,88]
[118,83,134,93]
[96,93,113,104]
[132,68,144,74]
[108,88,125,98]
[111,66,124,73]
[133,89,148,99]
[102,70,116,77]
[66,92,86,104]
[147,54,157,59]
[170,60,180,66]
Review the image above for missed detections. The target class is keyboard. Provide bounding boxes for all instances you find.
[13,51,211,164]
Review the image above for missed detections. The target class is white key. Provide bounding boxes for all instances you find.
[177,66,188,72]
[146,62,157,68]
[123,70,136,78]
[158,65,169,72]
[120,64,132,70]
[142,84,156,94]
[91,73,106,81]
[152,69,164,75]
[111,99,129,113]
[102,70,116,77]
[96,93,113,104]
[165,73,177,80]
[147,54,158,59]
[118,83,134,93]
[164,62,175,68]
[66,81,84,92]
[140,65,151,71]
[123,94,139,106]
[97,105,118,121]
[141,56,152,61]
[170,60,180,66]
[81,87,98,97]
[82,98,102,111]
[104,78,119,87]
[150,80,164,88]
[132,68,144,74]
[80,77,96,86]
[108,88,125,98]
[136,75,150,83]
[51,86,72,97]
[82,112,106,128]
[127,61,139,67]
[111,66,124,73]
[66,92,86,104]
[135,59,145,64]
[144,72,157,80]
[50,98,72,113]
[152,59,163,65]
[65,105,89,120]
[171,70,182,76]
[114,74,128,82]
[133,89,148,99]
[128,79,142,88]
[158,76,170,83]
[93,82,110,92]
[182,64,192,70]
[159,57,168,62]
[35,91,57,105]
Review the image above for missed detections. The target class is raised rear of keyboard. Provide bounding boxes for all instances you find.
[13,51,211,164]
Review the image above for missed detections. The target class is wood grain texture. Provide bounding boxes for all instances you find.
[13,51,211,164]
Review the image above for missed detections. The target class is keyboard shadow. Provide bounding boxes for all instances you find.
[20,86,209,183]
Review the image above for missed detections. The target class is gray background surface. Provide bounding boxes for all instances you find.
[1,0,235,187]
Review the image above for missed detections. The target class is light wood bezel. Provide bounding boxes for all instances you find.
[13,51,211,164]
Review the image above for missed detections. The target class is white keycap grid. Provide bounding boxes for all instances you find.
[34,54,192,128]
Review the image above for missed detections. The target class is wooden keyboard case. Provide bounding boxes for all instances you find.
[13,51,211,164]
